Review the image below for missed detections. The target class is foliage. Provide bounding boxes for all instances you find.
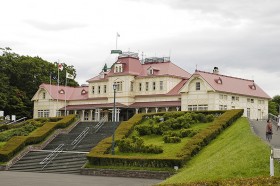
[0,47,79,119]
[87,110,242,168]
[118,136,163,154]
[0,115,76,162]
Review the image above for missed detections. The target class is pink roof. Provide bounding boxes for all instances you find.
[87,56,191,82]
[194,70,270,99]
[35,83,89,101]
[139,62,191,78]
[60,102,127,110]
[167,79,188,95]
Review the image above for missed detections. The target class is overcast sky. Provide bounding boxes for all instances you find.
[1,0,279,97]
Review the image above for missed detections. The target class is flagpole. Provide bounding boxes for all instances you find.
[49,72,52,116]
[65,71,67,116]
[57,61,60,117]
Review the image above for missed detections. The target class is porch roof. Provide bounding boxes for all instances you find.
[60,102,127,111]
[129,101,181,108]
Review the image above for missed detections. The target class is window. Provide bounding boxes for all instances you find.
[160,81,163,90]
[219,105,227,110]
[153,82,156,90]
[92,86,95,94]
[145,82,149,91]
[114,64,123,73]
[251,99,254,103]
[42,92,46,99]
[104,85,107,93]
[196,82,200,91]
[115,82,122,92]
[232,96,239,101]
[130,82,134,92]
[258,100,264,104]
[98,86,101,94]
[139,83,142,91]
[149,69,153,75]
[198,104,208,110]
[188,105,198,111]
[38,110,50,118]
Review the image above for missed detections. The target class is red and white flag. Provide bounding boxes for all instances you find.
[58,63,63,71]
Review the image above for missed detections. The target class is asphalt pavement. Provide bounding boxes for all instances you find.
[249,119,280,148]
[0,171,162,186]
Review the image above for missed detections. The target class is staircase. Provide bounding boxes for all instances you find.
[8,121,118,174]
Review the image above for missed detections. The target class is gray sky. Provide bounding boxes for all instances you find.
[1,0,279,97]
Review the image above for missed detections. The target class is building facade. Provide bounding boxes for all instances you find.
[32,52,270,121]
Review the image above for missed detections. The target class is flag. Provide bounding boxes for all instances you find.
[66,72,74,79]
[117,32,120,37]
[58,63,63,71]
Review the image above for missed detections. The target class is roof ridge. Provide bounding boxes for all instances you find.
[195,70,254,82]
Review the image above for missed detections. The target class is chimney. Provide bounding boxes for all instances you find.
[213,67,219,74]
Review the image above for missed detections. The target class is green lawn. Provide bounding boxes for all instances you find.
[115,122,211,158]
[160,117,280,185]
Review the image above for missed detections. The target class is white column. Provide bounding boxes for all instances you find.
[155,107,158,113]
[82,110,85,121]
[95,109,98,122]
[90,110,93,121]
[145,108,148,113]
[74,110,77,115]
[176,107,180,111]
[66,111,69,116]
[165,107,169,112]
[116,108,120,122]
[97,109,100,121]
[135,108,139,114]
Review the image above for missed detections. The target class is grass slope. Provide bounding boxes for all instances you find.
[160,117,279,185]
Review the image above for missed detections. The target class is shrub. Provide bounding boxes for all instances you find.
[163,136,181,143]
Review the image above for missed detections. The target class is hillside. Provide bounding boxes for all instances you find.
[160,117,280,185]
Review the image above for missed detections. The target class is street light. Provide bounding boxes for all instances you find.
[111,82,117,155]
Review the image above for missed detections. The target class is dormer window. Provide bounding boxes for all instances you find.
[147,66,159,75]
[249,84,256,90]
[114,63,123,73]
[58,89,65,94]
[81,89,87,95]
[214,77,222,84]
[149,68,153,75]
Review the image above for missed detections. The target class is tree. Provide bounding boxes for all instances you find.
[268,100,278,116]
[0,48,79,119]
[271,95,280,115]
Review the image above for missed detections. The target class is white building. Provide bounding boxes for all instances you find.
[32,52,270,121]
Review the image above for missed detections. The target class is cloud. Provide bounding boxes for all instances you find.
[25,20,87,31]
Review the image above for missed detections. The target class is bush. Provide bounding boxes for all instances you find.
[118,136,163,154]
[163,136,181,143]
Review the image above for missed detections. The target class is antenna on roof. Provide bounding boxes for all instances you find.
[196,64,198,71]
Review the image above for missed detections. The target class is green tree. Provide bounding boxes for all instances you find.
[0,47,79,119]
[271,95,280,115]
[268,100,278,116]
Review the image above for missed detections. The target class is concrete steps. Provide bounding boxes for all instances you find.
[8,121,118,174]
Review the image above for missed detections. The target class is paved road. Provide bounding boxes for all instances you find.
[0,171,162,186]
[249,119,280,148]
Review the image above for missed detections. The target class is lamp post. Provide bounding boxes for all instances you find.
[111,82,117,155]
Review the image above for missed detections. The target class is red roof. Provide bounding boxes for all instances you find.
[194,70,270,99]
[35,83,89,101]
[87,57,191,82]
[60,102,127,110]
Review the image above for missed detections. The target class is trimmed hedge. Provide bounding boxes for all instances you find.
[87,110,243,168]
[0,114,76,162]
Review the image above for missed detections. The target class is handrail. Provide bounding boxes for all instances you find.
[71,127,90,149]
[6,117,27,125]
[40,144,64,170]
[94,115,107,133]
